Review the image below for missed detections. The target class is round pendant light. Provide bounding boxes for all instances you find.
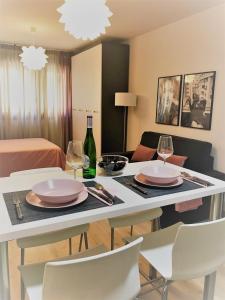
[19,46,48,70]
[57,0,113,40]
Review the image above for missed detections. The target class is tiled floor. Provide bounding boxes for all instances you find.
[8,220,225,299]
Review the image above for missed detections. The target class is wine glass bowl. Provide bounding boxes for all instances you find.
[157,135,174,164]
[66,141,84,178]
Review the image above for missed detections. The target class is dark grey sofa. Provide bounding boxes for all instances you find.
[119,131,225,228]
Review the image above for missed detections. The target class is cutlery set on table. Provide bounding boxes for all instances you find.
[120,165,213,196]
[180,171,212,187]
[12,179,115,220]
[13,194,23,220]
[87,186,114,206]
[11,165,212,221]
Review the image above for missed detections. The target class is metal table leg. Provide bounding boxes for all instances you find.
[0,241,10,300]
[203,193,224,300]
[209,193,223,221]
[221,193,225,218]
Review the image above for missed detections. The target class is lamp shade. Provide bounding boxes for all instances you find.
[115,93,137,107]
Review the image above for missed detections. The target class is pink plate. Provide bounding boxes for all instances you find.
[32,179,84,204]
[134,174,183,188]
[26,189,88,209]
[139,165,180,184]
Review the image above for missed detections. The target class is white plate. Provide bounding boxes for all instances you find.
[134,174,183,188]
[26,189,88,209]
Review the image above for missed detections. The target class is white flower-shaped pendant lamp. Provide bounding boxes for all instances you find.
[57,0,113,40]
[19,46,48,70]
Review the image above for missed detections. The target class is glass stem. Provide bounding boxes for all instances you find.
[73,168,77,179]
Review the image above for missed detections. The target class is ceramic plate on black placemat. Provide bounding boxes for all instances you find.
[26,190,88,209]
[134,174,183,189]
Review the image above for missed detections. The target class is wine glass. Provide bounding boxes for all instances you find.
[157,135,174,164]
[66,141,84,179]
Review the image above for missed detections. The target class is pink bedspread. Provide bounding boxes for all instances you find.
[0,138,66,177]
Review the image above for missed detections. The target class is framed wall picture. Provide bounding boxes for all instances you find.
[181,71,216,130]
[156,75,182,126]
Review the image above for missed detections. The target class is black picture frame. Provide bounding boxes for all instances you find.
[181,71,216,130]
[155,75,182,126]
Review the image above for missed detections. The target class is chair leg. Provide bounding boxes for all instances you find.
[84,232,88,249]
[149,218,160,280]
[161,284,169,300]
[111,228,115,250]
[21,248,25,265]
[21,249,25,300]
[69,238,72,255]
[130,225,134,236]
[78,233,83,252]
[149,265,157,280]
[152,217,161,232]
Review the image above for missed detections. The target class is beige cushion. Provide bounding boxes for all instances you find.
[108,208,162,228]
[17,224,89,249]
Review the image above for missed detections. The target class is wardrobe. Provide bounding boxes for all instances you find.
[71,42,129,156]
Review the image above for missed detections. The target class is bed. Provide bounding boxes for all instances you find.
[0,138,66,177]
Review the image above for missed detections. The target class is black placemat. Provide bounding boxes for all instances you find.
[3,181,124,225]
[113,175,209,198]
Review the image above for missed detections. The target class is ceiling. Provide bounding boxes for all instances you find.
[0,0,224,51]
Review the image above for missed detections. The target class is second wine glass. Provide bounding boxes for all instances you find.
[66,141,84,179]
[157,135,174,164]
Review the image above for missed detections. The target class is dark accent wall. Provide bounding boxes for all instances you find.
[101,42,129,153]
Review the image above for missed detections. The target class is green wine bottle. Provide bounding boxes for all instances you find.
[83,115,96,179]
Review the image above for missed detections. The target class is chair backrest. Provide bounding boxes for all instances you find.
[172,218,225,280]
[42,237,143,300]
[10,167,63,177]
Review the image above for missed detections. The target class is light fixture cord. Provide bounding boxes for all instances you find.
[30,26,36,46]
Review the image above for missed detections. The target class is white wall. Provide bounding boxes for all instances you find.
[71,45,102,157]
[127,4,225,172]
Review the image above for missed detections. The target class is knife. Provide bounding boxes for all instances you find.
[87,188,113,206]
[126,182,148,195]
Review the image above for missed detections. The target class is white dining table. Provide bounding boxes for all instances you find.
[0,160,225,300]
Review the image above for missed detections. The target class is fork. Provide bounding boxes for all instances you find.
[95,183,115,201]
[181,172,210,187]
[13,194,23,220]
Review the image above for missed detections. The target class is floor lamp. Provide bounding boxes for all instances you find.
[115,93,137,152]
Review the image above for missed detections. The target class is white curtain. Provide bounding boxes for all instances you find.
[0,44,72,149]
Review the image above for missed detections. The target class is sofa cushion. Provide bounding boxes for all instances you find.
[131,145,156,162]
[157,154,188,167]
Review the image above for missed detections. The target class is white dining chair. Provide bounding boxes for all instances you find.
[108,208,162,250]
[125,218,225,300]
[19,237,143,300]
[10,167,89,300]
